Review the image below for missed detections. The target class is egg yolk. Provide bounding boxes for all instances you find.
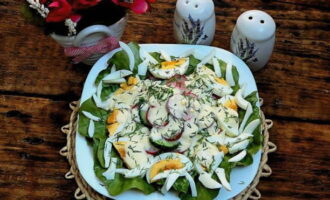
[107,109,119,124]
[127,76,138,85]
[107,123,120,136]
[219,145,229,154]
[149,159,184,182]
[224,99,238,111]
[215,77,229,86]
[113,141,127,158]
[161,58,186,70]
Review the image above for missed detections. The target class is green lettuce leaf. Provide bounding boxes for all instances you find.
[185,55,200,75]
[101,83,119,101]
[173,177,190,193]
[149,52,165,63]
[93,144,156,196]
[78,98,108,138]
[96,42,141,85]
[179,181,219,200]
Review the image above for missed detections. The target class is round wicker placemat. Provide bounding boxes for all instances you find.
[60,100,276,200]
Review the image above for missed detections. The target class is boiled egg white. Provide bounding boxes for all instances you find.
[149,58,189,79]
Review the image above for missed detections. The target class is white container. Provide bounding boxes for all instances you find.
[231,10,276,71]
[51,16,127,65]
[174,0,215,45]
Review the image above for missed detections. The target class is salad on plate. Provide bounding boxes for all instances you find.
[78,42,262,200]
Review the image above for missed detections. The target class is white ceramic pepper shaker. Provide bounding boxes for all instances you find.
[231,10,276,71]
[174,0,216,45]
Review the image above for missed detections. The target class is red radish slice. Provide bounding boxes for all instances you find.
[166,75,187,90]
[131,104,139,109]
[147,103,168,127]
[146,149,159,155]
[184,90,197,98]
[163,131,183,142]
[167,94,188,119]
[212,94,221,99]
[174,149,187,154]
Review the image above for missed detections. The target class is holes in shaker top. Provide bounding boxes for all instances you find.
[248,16,253,20]
[195,4,199,8]
[260,20,265,24]
[185,0,189,4]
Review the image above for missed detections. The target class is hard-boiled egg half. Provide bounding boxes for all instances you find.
[107,108,132,137]
[197,66,233,97]
[113,141,149,169]
[218,95,238,112]
[149,58,189,79]
[146,152,192,183]
[108,76,140,109]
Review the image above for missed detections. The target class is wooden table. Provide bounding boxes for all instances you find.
[0,0,329,199]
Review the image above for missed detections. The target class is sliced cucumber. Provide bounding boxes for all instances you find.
[139,103,150,126]
[151,138,180,150]
[150,126,180,150]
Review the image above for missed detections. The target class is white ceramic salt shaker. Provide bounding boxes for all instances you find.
[174,0,216,45]
[231,10,276,71]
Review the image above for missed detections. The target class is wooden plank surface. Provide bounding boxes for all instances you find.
[0,95,329,199]
[0,0,329,199]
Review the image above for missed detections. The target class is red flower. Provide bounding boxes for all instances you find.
[72,0,101,10]
[112,0,156,14]
[46,0,72,22]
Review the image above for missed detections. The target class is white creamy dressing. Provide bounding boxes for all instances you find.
[98,53,260,195]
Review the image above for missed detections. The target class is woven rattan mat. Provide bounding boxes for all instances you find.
[60,100,276,200]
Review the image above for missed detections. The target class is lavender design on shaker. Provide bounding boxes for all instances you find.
[180,15,208,44]
[234,38,259,64]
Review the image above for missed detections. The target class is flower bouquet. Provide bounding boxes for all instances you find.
[24,0,155,65]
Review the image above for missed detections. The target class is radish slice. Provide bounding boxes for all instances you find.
[103,70,132,81]
[225,62,235,86]
[88,120,95,138]
[102,158,117,180]
[235,89,249,110]
[147,103,168,127]
[119,41,135,71]
[197,49,216,69]
[229,150,247,162]
[215,168,231,191]
[229,139,249,154]
[82,111,100,121]
[138,59,149,76]
[167,94,188,119]
[103,78,126,84]
[104,138,112,168]
[243,119,260,135]
[185,172,197,197]
[212,57,222,77]
[198,172,222,189]
[146,149,159,155]
[160,50,171,61]
[239,103,253,133]
[163,131,183,141]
